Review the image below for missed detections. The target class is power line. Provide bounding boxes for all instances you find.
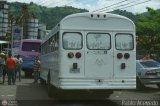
[116,0,151,11]
[98,0,137,12]
[38,0,51,5]
[93,0,128,12]
[105,0,151,13]
[61,0,79,7]
[37,0,45,4]
[45,0,65,7]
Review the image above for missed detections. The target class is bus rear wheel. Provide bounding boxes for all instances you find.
[157,84,160,88]
[90,90,113,99]
[136,76,145,90]
[47,73,58,98]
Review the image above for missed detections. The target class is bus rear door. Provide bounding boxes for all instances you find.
[85,32,113,79]
[113,33,136,79]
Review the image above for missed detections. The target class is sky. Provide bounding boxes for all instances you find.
[7,0,160,14]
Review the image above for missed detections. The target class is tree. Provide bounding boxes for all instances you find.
[136,7,160,55]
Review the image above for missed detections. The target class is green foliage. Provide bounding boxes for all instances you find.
[136,7,160,58]
[8,2,88,29]
[111,9,136,22]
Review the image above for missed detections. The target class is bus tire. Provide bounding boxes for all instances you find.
[47,73,58,97]
[136,76,145,90]
[91,90,113,99]
[157,84,160,88]
[47,73,53,97]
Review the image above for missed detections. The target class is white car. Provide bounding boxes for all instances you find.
[136,59,160,89]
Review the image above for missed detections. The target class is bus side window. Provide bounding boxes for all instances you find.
[45,42,47,54]
[55,32,59,50]
[41,44,43,54]
[51,36,55,52]
[49,38,52,53]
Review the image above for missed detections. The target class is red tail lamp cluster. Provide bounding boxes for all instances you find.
[75,52,81,58]
[68,52,82,59]
[117,53,130,59]
[68,52,74,58]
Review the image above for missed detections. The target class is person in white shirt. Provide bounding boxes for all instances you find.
[15,54,23,81]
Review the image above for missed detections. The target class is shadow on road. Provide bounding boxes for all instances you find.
[15,80,119,106]
[127,85,160,94]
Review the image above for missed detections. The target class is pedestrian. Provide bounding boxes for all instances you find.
[33,56,40,83]
[6,53,16,85]
[15,54,23,81]
[0,53,5,83]
[2,53,8,84]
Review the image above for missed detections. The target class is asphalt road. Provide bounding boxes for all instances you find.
[0,78,160,106]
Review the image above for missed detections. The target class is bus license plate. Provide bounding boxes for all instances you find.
[70,68,80,73]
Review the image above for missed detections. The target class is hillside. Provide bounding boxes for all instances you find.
[7,2,152,30]
[8,2,88,29]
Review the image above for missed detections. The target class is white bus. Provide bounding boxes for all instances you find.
[40,12,136,98]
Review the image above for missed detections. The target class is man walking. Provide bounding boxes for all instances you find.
[15,54,23,81]
[33,56,40,83]
[6,53,16,85]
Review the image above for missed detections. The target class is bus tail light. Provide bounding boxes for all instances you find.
[68,52,74,58]
[124,53,130,59]
[117,53,123,59]
[75,52,81,59]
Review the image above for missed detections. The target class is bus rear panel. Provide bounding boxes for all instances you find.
[40,13,136,92]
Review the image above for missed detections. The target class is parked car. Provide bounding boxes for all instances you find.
[136,59,160,89]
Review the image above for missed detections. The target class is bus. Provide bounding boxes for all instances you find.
[19,39,41,77]
[40,12,136,98]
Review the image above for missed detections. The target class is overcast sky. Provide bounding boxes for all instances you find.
[7,0,160,14]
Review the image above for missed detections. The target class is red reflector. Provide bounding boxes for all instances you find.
[117,53,123,59]
[124,53,130,59]
[68,52,74,58]
[75,52,81,58]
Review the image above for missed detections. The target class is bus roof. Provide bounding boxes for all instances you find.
[60,12,135,31]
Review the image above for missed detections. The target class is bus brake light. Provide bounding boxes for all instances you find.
[75,52,81,58]
[124,53,130,59]
[117,53,123,59]
[68,52,74,58]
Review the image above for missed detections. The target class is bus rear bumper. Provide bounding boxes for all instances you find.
[57,78,136,90]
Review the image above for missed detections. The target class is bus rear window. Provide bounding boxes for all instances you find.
[87,33,111,50]
[22,42,41,52]
[115,34,134,50]
[63,32,82,50]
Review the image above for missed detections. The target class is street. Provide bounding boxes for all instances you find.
[0,77,160,106]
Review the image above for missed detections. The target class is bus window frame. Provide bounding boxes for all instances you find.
[115,33,134,51]
[86,32,111,50]
[21,42,41,52]
[62,32,83,50]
